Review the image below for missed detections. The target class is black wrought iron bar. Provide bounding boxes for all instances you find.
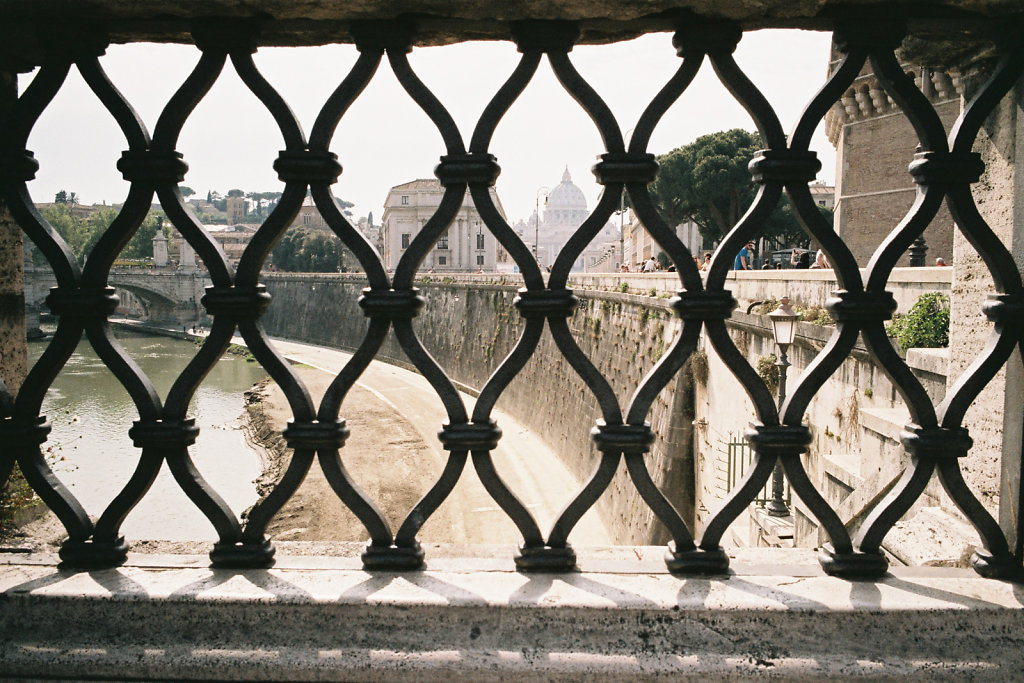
[855,459,935,554]
[0,15,1021,582]
[860,322,937,427]
[934,458,1014,577]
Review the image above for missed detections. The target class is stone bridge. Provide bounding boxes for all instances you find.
[24,266,210,329]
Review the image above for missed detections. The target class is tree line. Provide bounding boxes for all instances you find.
[646,128,832,252]
[271,227,347,273]
[38,193,165,265]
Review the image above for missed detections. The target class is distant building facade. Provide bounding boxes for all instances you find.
[381,179,505,272]
[291,196,329,230]
[825,52,959,266]
[207,224,259,266]
[622,211,708,271]
[226,195,246,224]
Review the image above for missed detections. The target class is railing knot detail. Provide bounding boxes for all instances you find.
[670,290,736,320]
[350,20,415,53]
[117,150,188,185]
[908,151,984,186]
[512,20,579,53]
[826,290,897,323]
[283,420,350,450]
[591,420,654,454]
[514,288,578,319]
[900,424,972,460]
[749,149,821,184]
[592,153,659,185]
[438,420,501,451]
[0,416,51,448]
[129,418,200,450]
[0,149,39,182]
[744,423,812,457]
[983,294,1024,326]
[434,153,500,187]
[358,288,425,319]
[274,150,342,184]
[672,21,742,57]
[45,286,119,318]
[201,285,272,318]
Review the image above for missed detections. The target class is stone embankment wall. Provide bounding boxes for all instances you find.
[259,271,954,547]
[260,273,694,545]
[694,309,961,556]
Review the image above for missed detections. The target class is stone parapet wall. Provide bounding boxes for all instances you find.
[260,273,693,545]
[567,269,951,314]
[4,547,1024,681]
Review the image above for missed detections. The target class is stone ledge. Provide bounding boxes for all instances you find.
[906,346,950,376]
[2,547,1023,681]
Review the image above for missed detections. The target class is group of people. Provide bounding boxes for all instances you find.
[618,245,948,273]
[619,244,839,273]
[733,242,831,271]
[621,257,676,273]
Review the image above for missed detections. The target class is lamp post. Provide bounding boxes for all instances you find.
[619,128,634,270]
[766,296,798,517]
[535,186,549,265]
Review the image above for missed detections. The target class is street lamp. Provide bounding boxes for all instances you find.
[535,186,549,265]
[766,296,798,517]
[619,128,634,269]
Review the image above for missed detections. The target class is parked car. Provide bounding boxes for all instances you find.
[770,248,812,269]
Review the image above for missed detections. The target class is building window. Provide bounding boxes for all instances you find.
[477,254,484,266]
[438,256,447,265]
[818,200,826,207]
[476,232,485,250]
[302,213,312,225]
[401,195,409,205]
[438,232,449,250]
[401,233,411,249]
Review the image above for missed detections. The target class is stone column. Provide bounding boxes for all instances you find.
[152,233,169,267]
[949,66,1024,553]
[178,237,196,270]
[0,69,27,399]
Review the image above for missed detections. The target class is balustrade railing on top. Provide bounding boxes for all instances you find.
[1,5,1022,581]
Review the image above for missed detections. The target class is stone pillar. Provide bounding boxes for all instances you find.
[152,233,168,266]
[179,238,196,270]
[0,69,27,399]
[949,68,1024,553]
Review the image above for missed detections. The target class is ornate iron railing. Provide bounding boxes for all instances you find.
[1,10,1022,581]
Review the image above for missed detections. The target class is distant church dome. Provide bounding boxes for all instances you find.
[544,166,587,225]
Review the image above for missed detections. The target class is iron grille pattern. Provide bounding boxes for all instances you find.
[0,16,1022,580]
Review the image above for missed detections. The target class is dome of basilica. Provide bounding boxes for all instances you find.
[543,166,588,226]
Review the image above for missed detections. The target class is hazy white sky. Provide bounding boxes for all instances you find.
[24,29,835,225]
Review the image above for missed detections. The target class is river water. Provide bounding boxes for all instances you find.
[29,330,268,541]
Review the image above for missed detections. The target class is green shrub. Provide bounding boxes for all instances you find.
[617,282,629,293]
[886,292,949,350]
[801,307,833,326]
